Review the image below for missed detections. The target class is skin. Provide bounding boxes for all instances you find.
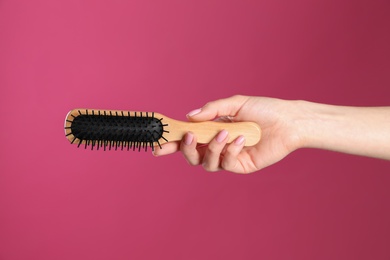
[153,95,390,174]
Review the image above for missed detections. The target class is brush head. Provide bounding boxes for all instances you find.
[64,109,169,151]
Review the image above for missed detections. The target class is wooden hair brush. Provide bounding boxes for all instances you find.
[64,109,261,151]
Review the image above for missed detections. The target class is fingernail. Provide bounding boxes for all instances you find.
[216,130,228,143]
[184,132,194,145]
[187,108,201,118]
[234,135,245,145]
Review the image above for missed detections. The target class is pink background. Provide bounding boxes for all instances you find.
[1,0,390,259]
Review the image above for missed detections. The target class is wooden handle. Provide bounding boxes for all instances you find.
[164,117,261,146]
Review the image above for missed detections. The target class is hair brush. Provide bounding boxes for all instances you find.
[64,109,261,151]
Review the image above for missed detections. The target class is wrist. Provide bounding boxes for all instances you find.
[272,99,317,152]
[288,100,340,151]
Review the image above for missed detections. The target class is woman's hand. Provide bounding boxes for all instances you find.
[153,95,304,173]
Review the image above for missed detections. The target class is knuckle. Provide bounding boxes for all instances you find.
[202,162,215,172]
[187,159,198,166]
[202,102,213,110]
[220,157,235,171]
[202,161,210,170]
[206,145,216,155]
[220,159,231,170]
[231,94,245,101]
[182,151,199,166]
[207,141,224,154]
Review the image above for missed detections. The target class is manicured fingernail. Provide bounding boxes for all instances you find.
[234,135,245,145]
[187,108,201,118]
[216,130,228,143]
[184,132,194,145]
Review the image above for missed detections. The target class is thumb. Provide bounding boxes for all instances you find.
[186,95,249,122]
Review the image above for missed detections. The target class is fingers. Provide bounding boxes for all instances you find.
[155,131,247,173]
[186,95,249,122]
[201,130,229,171]
[179,132,202,166]
[155,95,251,172]
[220,136,246,172]
[180,130,246,173]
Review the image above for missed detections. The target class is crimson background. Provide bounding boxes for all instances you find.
[1,0,390,259]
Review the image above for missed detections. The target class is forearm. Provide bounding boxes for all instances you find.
[294,101,390,160]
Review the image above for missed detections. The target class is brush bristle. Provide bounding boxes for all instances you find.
[65,110,168,151]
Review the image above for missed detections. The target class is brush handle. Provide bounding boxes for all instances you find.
[165,118,261,146]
